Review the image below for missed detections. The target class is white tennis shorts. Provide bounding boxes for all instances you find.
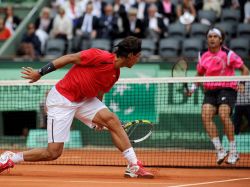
[46,86,107,143]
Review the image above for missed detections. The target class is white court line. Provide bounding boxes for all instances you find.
[168,177,250,187]
[0,178,173,185]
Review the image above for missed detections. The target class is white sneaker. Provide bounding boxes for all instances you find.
[226,152,240,165]
[216,149,228,165]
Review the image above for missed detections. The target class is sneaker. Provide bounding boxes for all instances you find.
[216,149,228,165]
[124,161,154,178]
[226,152,240,164]
[0,151,15,173]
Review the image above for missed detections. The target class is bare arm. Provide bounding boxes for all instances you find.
[238,64,249,93]
[239,64,249,76]
[21,52,82,83]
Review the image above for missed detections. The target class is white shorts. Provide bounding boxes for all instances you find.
[46,87,107,143]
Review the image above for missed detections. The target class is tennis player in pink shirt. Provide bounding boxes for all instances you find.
[0,36,154,178]
[193,27,249,165]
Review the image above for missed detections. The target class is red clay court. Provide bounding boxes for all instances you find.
[1,165,250,187]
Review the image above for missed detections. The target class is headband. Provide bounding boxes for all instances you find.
[207,28,222,38]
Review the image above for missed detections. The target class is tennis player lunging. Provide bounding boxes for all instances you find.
[189,28,249,165]
[0,36,154,178]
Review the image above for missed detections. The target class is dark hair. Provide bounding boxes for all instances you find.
[206,27,225,45]
[114,36,141,58]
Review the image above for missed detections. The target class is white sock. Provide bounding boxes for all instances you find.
[212,137,223,151]
[122,147,138,165]
[11,152,24,163]
[229,141,237,153]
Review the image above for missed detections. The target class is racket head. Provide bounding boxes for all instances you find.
[123,120,154,144]
[171,58,188,77]
[172,58,190,93]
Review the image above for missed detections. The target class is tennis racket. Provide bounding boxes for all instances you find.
[94,120,154,144]
[171,58,189,93]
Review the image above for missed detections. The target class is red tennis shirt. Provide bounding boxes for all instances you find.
[56,48,120,102]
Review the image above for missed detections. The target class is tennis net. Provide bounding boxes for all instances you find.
[0,76,249,168]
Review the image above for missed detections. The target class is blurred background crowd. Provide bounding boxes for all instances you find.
[0,0,250,60]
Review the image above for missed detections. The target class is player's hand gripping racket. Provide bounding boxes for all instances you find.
[171,58,189,93]
[94,120,154,144]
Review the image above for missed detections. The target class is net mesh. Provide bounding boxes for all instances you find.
[0,76,249,168]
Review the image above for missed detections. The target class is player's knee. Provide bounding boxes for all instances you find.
[218,113,230,123]
[201,113,212,123]
[102,112,119,129]
[45,146,63,160]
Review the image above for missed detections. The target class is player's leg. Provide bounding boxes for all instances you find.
[201,104,218,139]
[202,90,228,164]
[218,89,239,164]
[94,108,154,178]
[202,103,228,164]
[1,87,76,173]
[75,98,154,178]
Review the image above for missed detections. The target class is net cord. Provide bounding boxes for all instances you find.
[0,76,249,86]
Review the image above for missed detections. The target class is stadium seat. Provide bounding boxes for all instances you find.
[140,39,156,57]
[190,23,209,38]
[221,8,241,24]
[215,22,235,39]
[45,38,65,58]
[182,38,203,58]
[198,10,217,25]
[112,38,123,47]
[158,38,181,58]
[237,23,250,38]
[90,39,111,51]
[229,38,250,59]
[168,23,186,40]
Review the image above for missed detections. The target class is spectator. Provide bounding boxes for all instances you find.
[122,0,135,11]
[74,2,99,51]
[97,4,118,39]
[50,6,73,54]
[4,6,21,34]
[233,81,250,134]
[91,0,107,18]
[35,7,53,54]
[17,23,41,59]
[157,0,177,25]
[202,0,224,18]
[177,0,196,32]
[127,7,145,38]
[244,0,250,23]
[132,0,150,20]
[78,0,90,13]
[0,17,11,41]
[113,0,127,17]
[35,7,53,34]
[177,0,196,20]
[63,0,82,27]
[115,4,130,39]
[50,0,66,17]
[144,4,167,43]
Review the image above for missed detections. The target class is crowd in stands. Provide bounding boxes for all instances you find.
[0,0,250,59]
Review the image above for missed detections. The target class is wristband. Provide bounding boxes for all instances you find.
[189,83,197,92]
[38,62,56,76]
